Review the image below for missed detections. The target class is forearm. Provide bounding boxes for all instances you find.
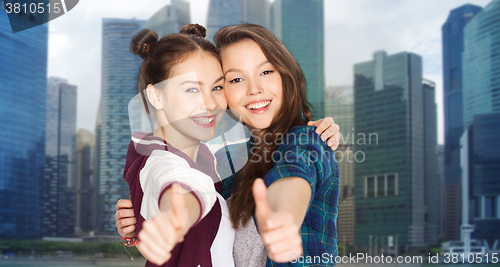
[159,186,201,228]
[266,177,311,227]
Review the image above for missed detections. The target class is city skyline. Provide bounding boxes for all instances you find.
[0,0,497,251]
[47,0,491,144]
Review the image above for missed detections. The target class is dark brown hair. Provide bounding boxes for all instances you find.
[215,24,312,228]
[130,24,218,114]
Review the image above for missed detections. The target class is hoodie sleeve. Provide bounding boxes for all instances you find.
[139,150,217,223]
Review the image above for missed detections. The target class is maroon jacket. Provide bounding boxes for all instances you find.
[123,133,224,267]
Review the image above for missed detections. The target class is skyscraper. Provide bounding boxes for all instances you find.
[461,0,500,246]
[423,79,440,245]
[44,77,77,237]
[354,51,437,250]
[75,129,96,236]
[441,3,482,241]
[460,113,500,246]
[436,145,445,239]
[271,0,325,120]
[0,0,48,239]
[325,86,355,245]
[143,0,190,38]
[93,106,102,232]
[98,18,146,233]
[206,0,270,43]
[462,0,500,128]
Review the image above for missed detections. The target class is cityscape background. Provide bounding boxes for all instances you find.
[0,0,499,261]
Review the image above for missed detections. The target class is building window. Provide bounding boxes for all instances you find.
[376,176,385,197]
[366,177,375,197]
[387,174,397,196]
[485,196,496,219]
[365,174,398,198]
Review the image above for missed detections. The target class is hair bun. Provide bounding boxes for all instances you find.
[180,24,206,38]
[130,29,159,59]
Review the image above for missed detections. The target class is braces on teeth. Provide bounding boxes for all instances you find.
[193,117,215,124]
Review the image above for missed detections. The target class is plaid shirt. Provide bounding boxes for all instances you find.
[218,126,340,267]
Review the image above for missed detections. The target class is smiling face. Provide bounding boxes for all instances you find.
[147,52,227,143]
[220,39,283,131]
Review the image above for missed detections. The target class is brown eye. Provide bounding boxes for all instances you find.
[260,70,274,76]
[229,78,243,83]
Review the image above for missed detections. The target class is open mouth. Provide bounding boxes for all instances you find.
[246,100,271,114]
[191,115,217,128]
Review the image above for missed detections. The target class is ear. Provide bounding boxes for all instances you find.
[146,84,163,110]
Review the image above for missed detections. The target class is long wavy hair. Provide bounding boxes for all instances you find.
[215,24,312,228]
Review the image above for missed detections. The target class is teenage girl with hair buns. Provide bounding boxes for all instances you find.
[124,23,234,267]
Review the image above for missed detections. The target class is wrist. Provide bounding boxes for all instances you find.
[122,234,139,247]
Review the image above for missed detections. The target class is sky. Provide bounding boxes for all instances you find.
[47,0,493,144]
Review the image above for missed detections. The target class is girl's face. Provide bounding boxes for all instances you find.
[220,39,283,131]
[150,52,227,142]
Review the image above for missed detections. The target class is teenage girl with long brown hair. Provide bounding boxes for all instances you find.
[118,24,340,266]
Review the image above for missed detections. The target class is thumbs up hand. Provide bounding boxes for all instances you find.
[137,183,190,265]
[253,178,303,263]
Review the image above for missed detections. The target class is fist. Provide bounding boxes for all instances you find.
[253,178,303,263]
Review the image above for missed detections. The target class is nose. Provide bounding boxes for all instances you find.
[201,91,217,111]
[246,77,263,96]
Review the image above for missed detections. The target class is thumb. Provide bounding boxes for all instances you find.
[306,120,315,126]
[253,178,271,225]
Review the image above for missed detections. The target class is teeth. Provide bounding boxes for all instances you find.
[193,116,215,124]
[246,100,271,110]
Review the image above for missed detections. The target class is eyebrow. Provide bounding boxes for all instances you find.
[180,80,202,86]
[213,75,224,84]
[180,75,224,86]
[224,60,271,75]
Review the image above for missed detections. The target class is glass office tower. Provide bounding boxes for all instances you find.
[271,0,324,120]
[354,51,433,249]
[463,0,500,128]
[143,0,190,38]
[441,3,482,242]
[98,18,145,233]
[75,129,95,236]
[423,79,440,245]
[0,0,48,239]
[43,77,77,237]
[461,113,500,246]
[325,86,355,245]
[206,0,270,43]
[462,0,500,246]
